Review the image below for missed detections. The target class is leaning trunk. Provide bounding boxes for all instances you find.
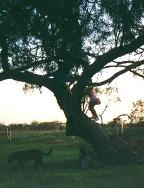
[66,110,137,165]
[48,83,138,165]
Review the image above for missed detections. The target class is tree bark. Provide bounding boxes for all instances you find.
[66,112,138,165]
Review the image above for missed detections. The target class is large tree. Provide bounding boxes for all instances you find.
[0,0,144,164]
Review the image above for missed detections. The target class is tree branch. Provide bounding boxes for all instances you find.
[82,33,144,81]
[73,34,144,92]
[96,59,144,86]
[130,70,144,79]
[0,70,54,90]
[0,72,10,81]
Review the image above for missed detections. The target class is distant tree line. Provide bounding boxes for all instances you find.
[0,119,144,132]
[0,121,65,131]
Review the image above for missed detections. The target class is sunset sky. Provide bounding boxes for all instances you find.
[0,80,66,125]
[0,72,144,125]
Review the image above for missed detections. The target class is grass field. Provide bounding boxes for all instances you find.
[0,128,144,188]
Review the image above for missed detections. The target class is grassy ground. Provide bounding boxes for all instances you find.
[0,128,144,188]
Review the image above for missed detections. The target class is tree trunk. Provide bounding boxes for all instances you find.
[48,84,138,165]
[66,112,138,165]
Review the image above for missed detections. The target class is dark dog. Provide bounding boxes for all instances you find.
[8,148,52,170]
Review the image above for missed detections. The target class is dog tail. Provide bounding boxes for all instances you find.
[43,148,52,155]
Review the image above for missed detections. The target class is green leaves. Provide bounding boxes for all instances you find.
[0,0,144,84]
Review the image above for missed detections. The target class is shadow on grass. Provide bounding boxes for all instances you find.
[2,159,80,174]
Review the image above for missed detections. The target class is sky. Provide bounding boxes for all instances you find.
[0,73,144,125]
[98,73,144,122]
[0,80,66,125]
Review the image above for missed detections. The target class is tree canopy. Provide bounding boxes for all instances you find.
[0,0,144,91]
